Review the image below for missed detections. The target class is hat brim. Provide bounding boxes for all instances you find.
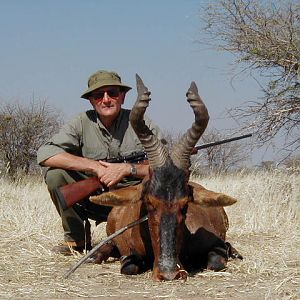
[81,83,132,99]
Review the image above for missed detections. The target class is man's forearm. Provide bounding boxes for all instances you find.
[41,152,100,174]
[42,152,150,188]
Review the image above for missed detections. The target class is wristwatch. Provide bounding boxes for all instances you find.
[130,164,137,176]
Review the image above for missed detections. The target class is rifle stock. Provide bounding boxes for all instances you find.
[53,177,104,210]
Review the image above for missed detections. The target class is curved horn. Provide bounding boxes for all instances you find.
[170,82,209,171]
[129,74,168,169]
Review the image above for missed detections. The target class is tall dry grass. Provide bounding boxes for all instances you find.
[193,169,300,235]
[192,169,300,289]
[0,169,299,299]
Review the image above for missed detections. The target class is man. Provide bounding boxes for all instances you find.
[37,70,161,255]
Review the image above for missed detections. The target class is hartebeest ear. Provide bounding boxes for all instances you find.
[89,184,143,206]
[188,181,237,207]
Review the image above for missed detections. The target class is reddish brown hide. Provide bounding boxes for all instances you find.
[89,75,241,281]
[90,178,239,281]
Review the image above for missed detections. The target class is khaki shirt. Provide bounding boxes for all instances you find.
[37,108,161,165]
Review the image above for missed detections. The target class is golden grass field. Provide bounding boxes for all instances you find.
[0,169,299,299]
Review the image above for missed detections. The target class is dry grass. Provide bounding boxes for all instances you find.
[0,169,299,299]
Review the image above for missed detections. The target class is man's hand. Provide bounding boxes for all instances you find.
[42,152,149,188]
[96,161,131,187]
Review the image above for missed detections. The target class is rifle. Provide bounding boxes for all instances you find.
[53,133,252,210]
[52,151,148,211]
[191,133,253,154]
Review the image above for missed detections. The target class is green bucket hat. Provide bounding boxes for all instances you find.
[81,70,132,99]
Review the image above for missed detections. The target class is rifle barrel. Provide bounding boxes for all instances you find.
[195,133,252,151]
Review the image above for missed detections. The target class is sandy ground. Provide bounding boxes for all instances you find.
[1,171,299,299]
[2,229,298,299]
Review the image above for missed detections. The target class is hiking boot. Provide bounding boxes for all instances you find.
[51,241,92,256]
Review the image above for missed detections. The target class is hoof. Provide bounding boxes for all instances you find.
[225,242,243,260]
[120,254,145,275]
[207,247,228,271]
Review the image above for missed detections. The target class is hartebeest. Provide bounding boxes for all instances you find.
[90,75,242,281]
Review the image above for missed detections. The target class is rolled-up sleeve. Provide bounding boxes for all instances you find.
[37,116,82,165]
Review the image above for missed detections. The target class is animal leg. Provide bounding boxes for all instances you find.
[120,253,146,275]
[207,242,243,271]
[92,241,120,264]
[207,246,228,271]
[225,242,243,260]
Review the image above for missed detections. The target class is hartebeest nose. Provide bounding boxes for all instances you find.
[153,265,188,281]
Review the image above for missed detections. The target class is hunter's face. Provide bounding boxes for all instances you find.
[89,86,125,124]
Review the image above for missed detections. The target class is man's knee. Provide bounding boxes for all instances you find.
[45,168,73,191]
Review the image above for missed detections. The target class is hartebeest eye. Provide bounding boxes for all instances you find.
[145,195,162,213]
[145,200,158,213]
[146,202,156,213]
[181,204,188,215]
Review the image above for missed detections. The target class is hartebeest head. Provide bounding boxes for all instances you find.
[90,75,237,281]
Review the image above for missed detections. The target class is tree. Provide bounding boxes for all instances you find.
[0,100,62,177]
[201,0,300,156]
[191,129,250,175]
[259,160,276,171]
[283,154,300,170]
[160,129,181,151]
[161,129,249,175]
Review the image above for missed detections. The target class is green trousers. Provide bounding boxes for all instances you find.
[45,168,112,244]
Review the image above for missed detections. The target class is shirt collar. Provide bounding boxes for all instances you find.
[95,109,124,134]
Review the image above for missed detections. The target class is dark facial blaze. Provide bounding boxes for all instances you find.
[158,213,177,272]
[144,159,190,280]
[148,160,189,203]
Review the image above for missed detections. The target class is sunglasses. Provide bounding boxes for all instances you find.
[90,88,120,100]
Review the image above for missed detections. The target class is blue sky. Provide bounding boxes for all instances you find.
[0,0,279,163]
